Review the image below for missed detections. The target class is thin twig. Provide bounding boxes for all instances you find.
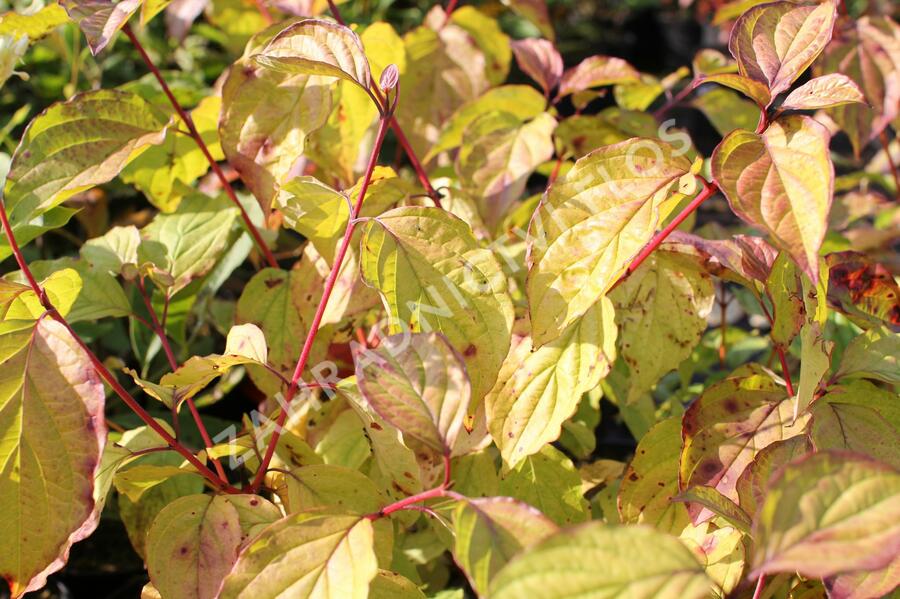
[879,131,900,196]
[752,574,766,599]
[122,24,278,268]
[249,110,394,492]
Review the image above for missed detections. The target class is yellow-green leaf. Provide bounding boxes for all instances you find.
[527,137,693,345]
[0,319,105,597]
[611,249,715,404]
[360,206,514,401]
[781,73,865,111]
[219,510,378,599]
[355,332,469,455]
[810,401,900,469]
[254,19,371,90]
[729,0,838,97]
[0,5,69,41]
[711,115,833,282]
[498,445,589,526]
[834,325,899,384]
[486,297,616,468]
[451,497,557,595]
[752,451,900,579]
[146,494,281,599]
[220,24,332,211]
[488,523,712,599]
[699,73,771,107]
[369,570,425,599]
[2,90,166,259]
[446,6,510,87]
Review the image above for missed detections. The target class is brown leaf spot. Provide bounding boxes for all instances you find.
[463,344,477,357]
[265,278,283,289]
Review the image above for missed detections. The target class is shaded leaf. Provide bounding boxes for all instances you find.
[699,73,770,107]
[501,0,554,41]
[810,401,900,469]
[834,326,899,384]
[734,436,811,519]
[673,486,752,534]
[355,332,469,455]
[369,570,425,599]
[451,496,557,595]
[146,494,281,599]
[498,445,589,526]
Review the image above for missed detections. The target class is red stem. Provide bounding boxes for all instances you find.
[776,346,795,396]
[752,574,767,599]
[616,177,717,284]
[249,115,393,492]
[122,24,278,269]
[879,131,900,196]
[136,279,178,371]
[652,81,696,121]
[0,198,237,493]
[369,485,449,519]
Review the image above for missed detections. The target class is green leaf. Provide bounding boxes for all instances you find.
[498,445,589,526]
[0,319,105,597]
[486,296,616,468]
[220,24,332,210]
[360,206,514,402]
[501,0,554,40]
[142,194,240,295]
[712,115,833,282]
[451,497,557,595]
[427,85,547,160]
[146,494,281,599]
[456,112,556,229]
[61,0,142,54]
[121,95,222,212]
[752,451,900,579]
[618,416,689,534]
[527,137,693,345]
[554,109,659,160]
[810,401,900,469]
[253,19,371,90]
[611,249,715,404]
[558,55,641,98]
[488,523,711,599]
[680,365,808,522]
[692,49,737,77]
[113,462,202,502]
[698,73,770,107]
[729,0,838,97]
[834,326,899,384]
[1,90,166,258]
[511,39,563,96]
[369,570,425,599]
[355,332,469,455]
[219,510,378,599]
[766,253,804,348]
[691,88,761,136]
[781,73,866,111]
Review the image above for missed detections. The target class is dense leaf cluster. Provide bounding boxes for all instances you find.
[0,0,898,598]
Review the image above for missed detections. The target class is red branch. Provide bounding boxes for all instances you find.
[249,113,393,492]
[122,24,278,269]
[0,197,238,493]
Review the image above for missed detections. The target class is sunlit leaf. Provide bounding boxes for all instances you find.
[146,494,281,599]
[511,38,563,96]
[699,73,770,107]
[360,206,514,401]
[61,0,142,54]
[219,510,378,599]
[527,137,693,345]
[488,523,711,599]
[825,251,900,331]
[811,400,900,469]
[781,73,865,111]
[558,55,641,98]
[451,496,557,595]
[673,486,752,534]
[712,115,833,282]
[834,326,899,384]
[734,436,811,519]
[0,319,105,597]
[729,0,838,98]
[445,6,510,87]
[0,4,69,41]
[487,297,616,468]
[752,451,900,579]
